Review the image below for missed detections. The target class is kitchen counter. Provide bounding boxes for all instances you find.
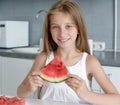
[0,48,37,59]
[0,48,120,67]
[26,98,92,105]
[93,51,120,67]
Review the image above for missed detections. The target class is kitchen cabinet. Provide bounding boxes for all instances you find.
[103,66,120,93]
[92,66,120,93]
[0,56,34,96]
[0,56,2,94]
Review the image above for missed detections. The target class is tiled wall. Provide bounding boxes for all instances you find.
[0,0,120,50]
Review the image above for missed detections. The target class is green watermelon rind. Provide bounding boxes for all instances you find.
[39,73,69,83]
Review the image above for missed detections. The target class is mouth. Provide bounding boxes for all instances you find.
[58,38,70,43]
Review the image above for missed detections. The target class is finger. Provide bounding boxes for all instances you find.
[31,71,40,76]
[66,81,78,91]
[30,73,43,82]
[66,77,82,90]
[68,74,83,81]
[35,76,46,85]
[33,79,44,87]
[66,76,81,84]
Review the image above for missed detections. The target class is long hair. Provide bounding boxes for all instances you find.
[42,0,90,55]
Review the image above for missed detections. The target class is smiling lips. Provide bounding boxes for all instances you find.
[58,38,70,43]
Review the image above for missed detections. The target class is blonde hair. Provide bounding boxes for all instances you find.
[42,0,90,55]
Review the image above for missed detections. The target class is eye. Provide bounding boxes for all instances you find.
[51,25,59,29]
[66,25,72,29]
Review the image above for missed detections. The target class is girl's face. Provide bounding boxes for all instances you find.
[50,12,78,49]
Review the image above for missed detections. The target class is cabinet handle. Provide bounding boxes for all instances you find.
[106,73,112,79]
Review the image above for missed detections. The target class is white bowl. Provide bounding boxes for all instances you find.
[12,47,41,54]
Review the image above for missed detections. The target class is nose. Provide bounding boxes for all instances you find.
[59,27,66,37]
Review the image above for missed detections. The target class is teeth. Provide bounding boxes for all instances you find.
[59,39,68,42]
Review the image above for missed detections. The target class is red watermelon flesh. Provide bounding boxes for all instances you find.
[39,56,69,83]
[0,96,25,105]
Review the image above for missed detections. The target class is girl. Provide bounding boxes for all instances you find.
[17,0,120,104]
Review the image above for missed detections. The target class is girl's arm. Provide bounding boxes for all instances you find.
[66,55,120,105]
[86,55,120,105]
[17,52,47,98]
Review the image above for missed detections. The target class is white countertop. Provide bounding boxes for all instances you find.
[26,98,92,105]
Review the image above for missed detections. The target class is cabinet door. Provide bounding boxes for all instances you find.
[103,66,120,93]
[0,56,2,94]
[2,57,34,96]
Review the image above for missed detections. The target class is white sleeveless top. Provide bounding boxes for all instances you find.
[40,52,91,104]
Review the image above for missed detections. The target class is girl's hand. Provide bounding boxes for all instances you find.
[26,71,45,93]
[65,74,90,100]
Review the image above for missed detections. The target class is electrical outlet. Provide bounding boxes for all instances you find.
[93,42,105,51]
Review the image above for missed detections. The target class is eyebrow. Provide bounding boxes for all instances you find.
[50,23,75,25]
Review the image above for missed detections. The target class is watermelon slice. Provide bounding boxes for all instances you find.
[0,96,25,105]
[39,56,69,83]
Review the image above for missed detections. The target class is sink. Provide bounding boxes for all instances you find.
[11,47,41,54]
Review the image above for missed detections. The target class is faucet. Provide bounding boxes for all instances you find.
[36,9,47,51]
[36,9,47,19]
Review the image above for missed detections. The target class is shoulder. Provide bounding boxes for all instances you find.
[35,51,48,66]
[86,54,100,66]
[86,54,103,76]
[31,52,48,72]
[35,51,48,61]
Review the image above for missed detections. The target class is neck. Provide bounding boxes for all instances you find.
[55,47,81,59]
[54,47,82,66]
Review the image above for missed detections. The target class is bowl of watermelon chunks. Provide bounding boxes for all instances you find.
[0,95,25,105]
[39,56,70,83]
